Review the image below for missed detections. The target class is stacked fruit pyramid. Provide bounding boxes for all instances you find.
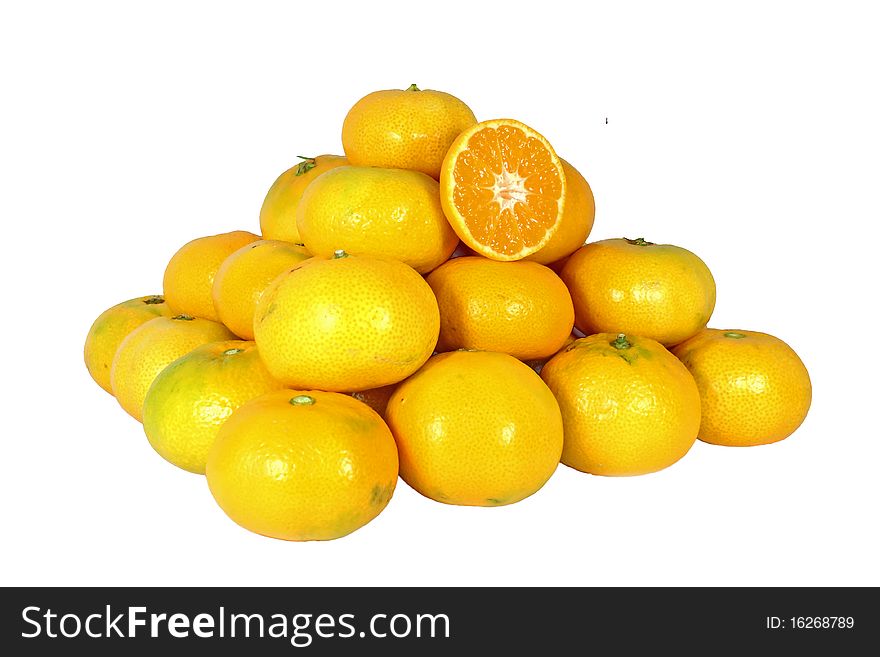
[85,85,812,541]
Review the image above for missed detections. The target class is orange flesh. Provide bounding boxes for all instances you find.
[452,124,563,257]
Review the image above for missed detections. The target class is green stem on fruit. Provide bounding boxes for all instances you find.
[723,331,747,339]
[611,333,631,350]
[624,237,654,246]
[172,314,194,321]
[290,395,315,406]
[406,83,420,91]
[333,249,349,259]
[143,295,165,305]
[295,156,317,176]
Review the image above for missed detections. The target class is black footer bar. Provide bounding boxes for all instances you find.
[1,586,872,654]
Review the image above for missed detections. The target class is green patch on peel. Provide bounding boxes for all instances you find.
[724,332,747,339]
[289,395,315,406]
[222,348,244,356]
[370,483,394,507]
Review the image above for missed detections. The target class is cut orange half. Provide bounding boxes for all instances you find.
[439,119,566,261]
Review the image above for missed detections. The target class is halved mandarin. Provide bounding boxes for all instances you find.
[439,119,566,261]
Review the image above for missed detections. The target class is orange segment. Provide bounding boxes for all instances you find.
[440,119,566,261]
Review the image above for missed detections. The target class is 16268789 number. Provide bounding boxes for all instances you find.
[791,617,854,629]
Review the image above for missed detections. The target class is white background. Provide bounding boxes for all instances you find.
[2,1,877,587]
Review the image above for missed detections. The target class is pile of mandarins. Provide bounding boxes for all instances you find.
[85,85,812,541]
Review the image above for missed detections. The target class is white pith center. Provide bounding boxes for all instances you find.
[490,166,529,213]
